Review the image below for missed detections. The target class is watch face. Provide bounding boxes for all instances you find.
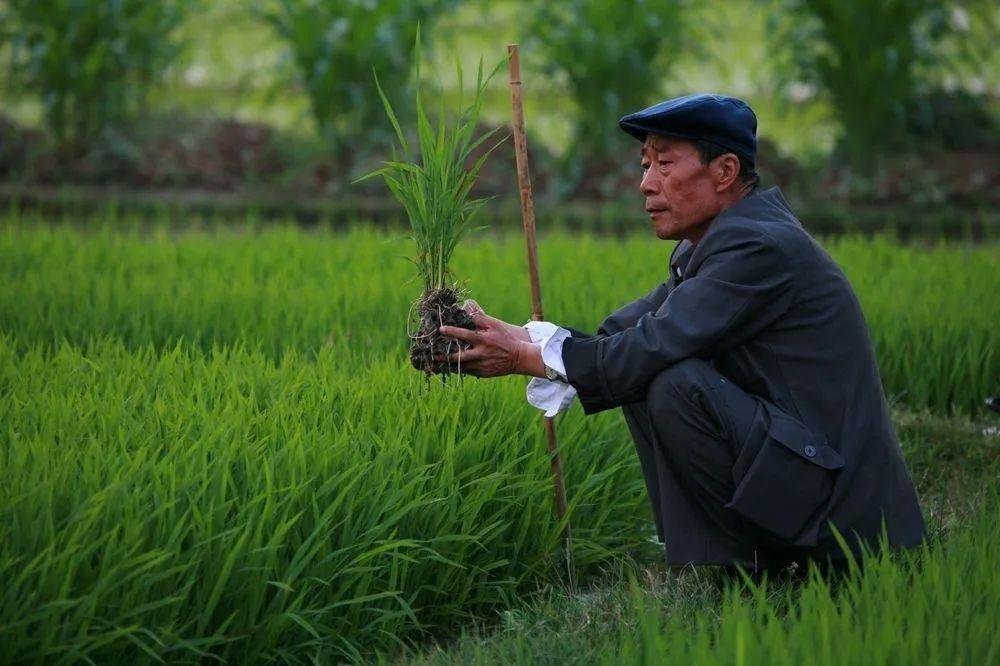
[545,365,565,382]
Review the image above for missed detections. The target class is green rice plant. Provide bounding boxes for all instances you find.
[0,218,994,413]
[615,493,1000,664]
[0,214,997,661]
[402,491,1000,664]
[358,46,505,375]
[0,0,190,152]
[0,335,647,662]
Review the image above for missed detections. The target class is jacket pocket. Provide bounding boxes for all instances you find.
[725,406,845,547]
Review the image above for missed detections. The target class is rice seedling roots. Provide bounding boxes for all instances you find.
[410,287,477,376]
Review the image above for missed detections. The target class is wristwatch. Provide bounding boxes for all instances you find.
[544,364,567,383]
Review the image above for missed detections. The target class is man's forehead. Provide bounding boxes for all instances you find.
[641,135,685,157]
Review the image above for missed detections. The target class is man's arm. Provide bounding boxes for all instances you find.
[567,240,690,339]
[557,281,671,343]
[436,277,673,379]
[595,280,672,336]
[562,229,795,414]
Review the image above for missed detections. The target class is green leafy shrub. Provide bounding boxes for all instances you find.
[0,0,190,153]
[257,0,452,159]
[906,89,999,150]
[528,0,687,194]
[774,0,951,169]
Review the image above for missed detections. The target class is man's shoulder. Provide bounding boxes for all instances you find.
[699,216,793,260]
[690,200,830,281]
[703,192,813,257]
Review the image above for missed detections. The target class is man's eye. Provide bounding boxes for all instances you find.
[658,160,672,166]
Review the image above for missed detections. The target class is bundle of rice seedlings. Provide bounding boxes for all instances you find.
[360,48,503,377]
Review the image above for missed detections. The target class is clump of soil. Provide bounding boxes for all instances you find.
[410,287,477,377]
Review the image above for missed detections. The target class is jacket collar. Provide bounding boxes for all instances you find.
[669,239,694,282]
[672,187,789,281]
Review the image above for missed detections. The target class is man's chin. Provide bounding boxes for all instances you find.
[653,223,679,241]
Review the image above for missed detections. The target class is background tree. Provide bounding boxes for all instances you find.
[528,0,688,195]
[0,0,190,154]
[257,0,453,162]
[905,0,1000,152]
[773,0,951,170]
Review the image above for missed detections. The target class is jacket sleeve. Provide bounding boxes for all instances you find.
[562,230,795,414]
[596,281,672,336]
[563,281,672,341]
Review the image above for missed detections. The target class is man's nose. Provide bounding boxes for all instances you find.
[640,169,657,196]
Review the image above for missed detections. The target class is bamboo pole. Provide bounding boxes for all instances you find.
[507,44,573,569]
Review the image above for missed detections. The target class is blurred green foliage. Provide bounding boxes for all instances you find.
[0,0,995,202]
[255,0,452,158]
[775,0,951,169]
[528,0,687,191]
[0,0,190,153]
[906,89,999,150]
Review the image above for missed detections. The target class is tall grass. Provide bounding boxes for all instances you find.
[0,336,646,662]
[618,495,1000,664]
[404,492,1000,664]
[0,219,994,413]
[0,216,996,660]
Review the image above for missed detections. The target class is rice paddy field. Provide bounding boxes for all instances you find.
[1,214,998,663]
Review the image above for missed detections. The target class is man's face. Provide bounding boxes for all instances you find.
[639,135,727,242]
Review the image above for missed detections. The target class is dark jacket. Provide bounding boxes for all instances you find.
[561,187,925,556]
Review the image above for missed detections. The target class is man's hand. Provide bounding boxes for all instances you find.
[460,300,531,343]
[436,301,544,378]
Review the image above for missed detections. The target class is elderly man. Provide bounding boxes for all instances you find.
[437,94,925,568]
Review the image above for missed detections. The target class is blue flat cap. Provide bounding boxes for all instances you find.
[619,94,758,164]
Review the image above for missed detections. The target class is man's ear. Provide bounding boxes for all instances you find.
[713,153,741,192]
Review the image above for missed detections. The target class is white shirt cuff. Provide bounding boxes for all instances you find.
[523,321,577,417]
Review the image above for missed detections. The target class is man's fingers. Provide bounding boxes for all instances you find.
[470,312,492,329]
[435,348,483,365]
[439,325,478,342]
[462,299,485,316]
